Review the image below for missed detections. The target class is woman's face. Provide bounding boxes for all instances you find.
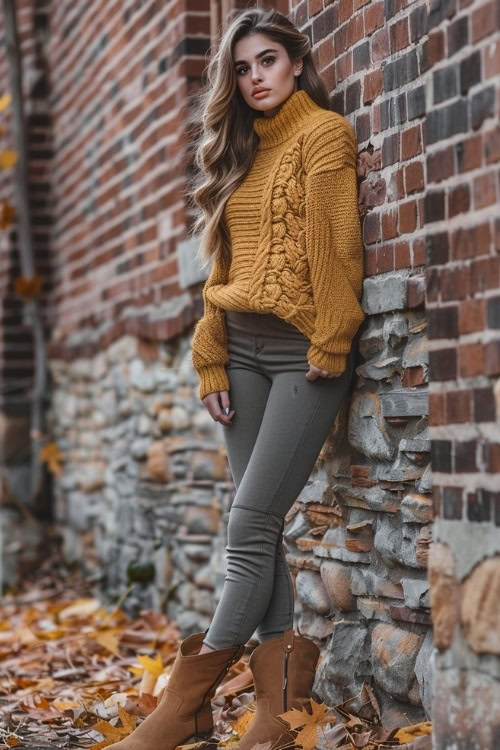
[233,33,303,117]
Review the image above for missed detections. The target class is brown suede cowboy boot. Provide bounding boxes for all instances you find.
[239,628,320,750]
[107,631,245,750]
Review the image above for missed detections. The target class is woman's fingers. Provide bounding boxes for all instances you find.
[202,391,235,425]
[306,362,341,380]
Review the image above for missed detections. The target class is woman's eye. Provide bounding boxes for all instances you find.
[236,56,275,75]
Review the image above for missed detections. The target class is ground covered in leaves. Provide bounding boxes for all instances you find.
[0,556,432,750]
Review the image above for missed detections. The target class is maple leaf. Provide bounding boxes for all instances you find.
[278,699,336,750]
[40,441,63,476]
[91,704,137,749]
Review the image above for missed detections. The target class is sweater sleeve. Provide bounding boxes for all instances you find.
[191,251,231,400]
[303,119,365,374]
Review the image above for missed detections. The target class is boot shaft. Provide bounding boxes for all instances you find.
[166,632,244,718]
[249,629,320,715]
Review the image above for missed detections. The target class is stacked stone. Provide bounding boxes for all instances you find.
[284,301,433,728]
[48,333,231,628]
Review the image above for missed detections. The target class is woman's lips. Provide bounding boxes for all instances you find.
[252,89,270,98]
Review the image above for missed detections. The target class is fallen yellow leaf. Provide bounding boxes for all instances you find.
[136,653,163,676]
[0,149,18,169]
[90,629,122,657]
[395,720,433,742]
[91,705,137,749]
[0,93,11,111]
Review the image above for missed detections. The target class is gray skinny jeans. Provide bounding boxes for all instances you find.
[202,310,359,650]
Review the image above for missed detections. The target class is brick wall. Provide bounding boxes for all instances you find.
[0,0,49,423]
[423,0,500,746]
[1,0,499,744]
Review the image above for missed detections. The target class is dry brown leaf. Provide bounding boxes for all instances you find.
[230,705,255,738]
[0,199,15,229]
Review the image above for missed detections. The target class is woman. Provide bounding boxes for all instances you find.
[109,6,365,750]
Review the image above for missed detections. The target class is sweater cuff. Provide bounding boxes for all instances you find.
[198,365,230,401]
[307,344,348,375]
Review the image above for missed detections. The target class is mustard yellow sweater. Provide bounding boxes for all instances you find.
[191,89,365,400]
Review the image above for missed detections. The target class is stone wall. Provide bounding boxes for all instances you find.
[47,267,433,728]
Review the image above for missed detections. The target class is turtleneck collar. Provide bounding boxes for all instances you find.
[253,89,326,150]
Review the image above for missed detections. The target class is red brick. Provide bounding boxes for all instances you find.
[483,443,500,472]
[473,172,497,209]
[458,299,486,334]
[371,26,389,62]
[405,161,425,193]
[399,201,417,233]
[377,244,395,273]
[364,1,384,35]
[394,241,411,269]
[347,14,365,46]
[336,51,353,82]
[382,210,398,240]
[427,146,455,183]
[470,256,500,294]
[429,392,446,426]
[485,340,500,375]
[472,0,498,42]
[318,37,335,68]
[428,30,445,65]
[446,390,472,423]
[363,69,383,104]
[401,366,425,387]
[309,0,324,17]
[413,239,426,266]
[451,223,491,260]
[390,18,409,53]
[440,266,471,301]
[401,125,423,161]
[338,0,354,24]
[459,342,485,377]
[448,184,470,218]
[459,134,483,172]
[365,247,378,275]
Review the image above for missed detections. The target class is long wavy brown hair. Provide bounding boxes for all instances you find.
[185,6,331,269]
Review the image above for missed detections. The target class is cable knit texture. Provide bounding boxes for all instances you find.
[191,89,365,400]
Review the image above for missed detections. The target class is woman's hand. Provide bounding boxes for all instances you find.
[201,390,235,426]
[305,361,342,381]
